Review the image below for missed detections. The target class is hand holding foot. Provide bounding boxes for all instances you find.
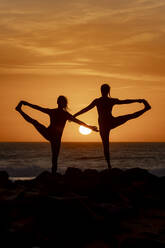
[137,99,145,103]
[15,101,23,112]
[21,101,28,105]
[143,100,151,111]
[15,100,29,112]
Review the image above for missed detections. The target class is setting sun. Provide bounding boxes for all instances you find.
[79,126,92,135]
[0,0,164,142]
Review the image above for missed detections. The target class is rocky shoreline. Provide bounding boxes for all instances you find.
[0,167,165,247]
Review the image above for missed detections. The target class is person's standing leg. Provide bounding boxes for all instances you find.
[50,139,61,175]
[100,128,111,169]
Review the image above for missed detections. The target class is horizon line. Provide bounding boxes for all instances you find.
[0,141,165,143]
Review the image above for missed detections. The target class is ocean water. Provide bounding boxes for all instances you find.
[0,142,165,178]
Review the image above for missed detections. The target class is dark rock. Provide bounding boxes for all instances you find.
[83,169,99,178]
[0,167,164,247]
[84,240,114,248]
[121,238,165,248]
[65,167,82,177]
[0,170,9,184]
[35,170,54,183]
[140,232,159,239]
[121,167,157,184]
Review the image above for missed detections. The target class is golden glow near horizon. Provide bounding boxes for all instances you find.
[79,126,92,135]
[0,0,165,142]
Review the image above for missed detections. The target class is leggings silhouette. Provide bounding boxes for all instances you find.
[73,84,151,169]
[16,97,98,174]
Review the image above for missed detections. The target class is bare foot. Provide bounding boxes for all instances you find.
[15,102,22,112]
[143,100,151,111]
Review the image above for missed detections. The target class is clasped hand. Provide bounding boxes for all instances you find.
[88,125,99,132]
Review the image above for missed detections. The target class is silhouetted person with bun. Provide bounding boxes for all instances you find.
[73,84,151,169]
[16,96,98,174]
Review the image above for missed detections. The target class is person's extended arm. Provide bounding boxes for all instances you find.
[68,114,98,132]
[21,101,51,114]
[73,100,96,117]
[115,99,145,105]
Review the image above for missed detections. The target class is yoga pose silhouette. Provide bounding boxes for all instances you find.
[16,96,98,174]
[73,84,151,169]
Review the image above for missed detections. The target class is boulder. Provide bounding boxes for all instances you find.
[0,171,10,186]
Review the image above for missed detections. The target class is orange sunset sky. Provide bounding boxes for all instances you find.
[0,0,165,142]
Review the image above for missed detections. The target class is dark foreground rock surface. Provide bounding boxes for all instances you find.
[0,167,165,247]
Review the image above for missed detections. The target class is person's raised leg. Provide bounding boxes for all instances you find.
[16,101,49,140]
[50,140,61,175]
[100,129,111,169]
[113,100,151,129]
[16,101,35,123]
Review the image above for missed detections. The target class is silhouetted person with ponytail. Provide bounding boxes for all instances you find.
[73,84,151,169]
[16,96,98,174]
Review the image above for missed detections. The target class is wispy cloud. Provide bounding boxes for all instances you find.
[0,0,165,83]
